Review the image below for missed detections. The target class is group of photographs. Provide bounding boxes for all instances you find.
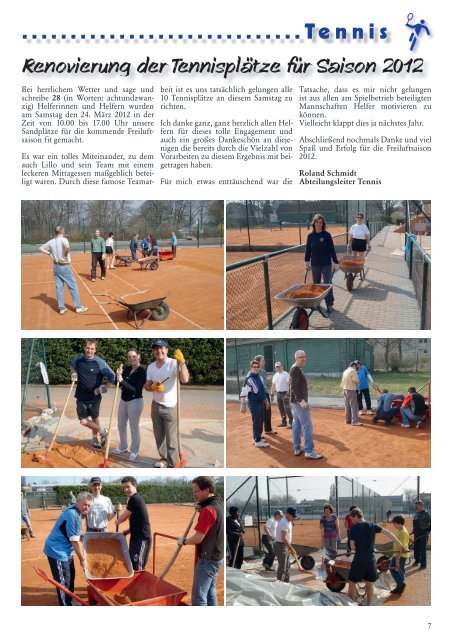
[20,200,431,607]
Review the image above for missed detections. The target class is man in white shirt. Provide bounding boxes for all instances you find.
[85,477,115,533]
[275,507,298,582]
[271,362,293,428]
[262,510,283,570]
[145,340,190,468]
[39,226,88,316]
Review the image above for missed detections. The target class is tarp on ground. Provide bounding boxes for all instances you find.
[226,567,355,606]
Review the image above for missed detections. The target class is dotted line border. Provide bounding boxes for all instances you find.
[22,34,302,42]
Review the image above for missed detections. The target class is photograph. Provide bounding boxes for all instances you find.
[226,200,431,330]
[21,200,224,330]
[226,338,430,468]
[21,338,224,468]
[225,475,430,606]
[21,474,224,606]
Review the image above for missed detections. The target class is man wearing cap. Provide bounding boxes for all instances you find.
[271,362,293,428]
[412,500,431,569]
[289,350,323,459]
[70,339,116,450]
[145,340,190,468]
[341,361,362,426]
[275,507,298,582]
[116,476,152,571]
[262,510,283,570]
[43,491,92,606]
[85,478,115,533]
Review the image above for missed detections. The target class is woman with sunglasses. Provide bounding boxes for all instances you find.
[304,214,339,314]
[349,212,370,257]
[239,359,270,448]
[112,348,147,462]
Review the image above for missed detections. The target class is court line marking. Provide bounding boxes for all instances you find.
[22,281,55,285]
[72,267,119,330]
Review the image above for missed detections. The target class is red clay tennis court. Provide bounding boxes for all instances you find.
[227,224,346,250]
[22,504,224,606]
[22,248,224,330]
[226,403,431,469]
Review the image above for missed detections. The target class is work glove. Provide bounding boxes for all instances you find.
[240,402,247,414]
[299,399,308,409]
[332,263,340,272]
[71,372,78,382]
[151,382,165,393]
[94,385,108,396]
[177,537,186,547]
[270,393,275,403]
[173,349,185,364]
[305,262,311,270]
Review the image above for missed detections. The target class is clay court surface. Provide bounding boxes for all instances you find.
[21,248,224,330]
[22,504,224,606]
[227,225,346,249]
[226,403,431,468]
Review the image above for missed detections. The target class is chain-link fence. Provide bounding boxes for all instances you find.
[226,234,348,330]
[226,476,428,557]
[405,235,431,330]
[226,338,430,399]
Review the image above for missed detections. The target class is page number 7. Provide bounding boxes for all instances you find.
[427,623,431,629]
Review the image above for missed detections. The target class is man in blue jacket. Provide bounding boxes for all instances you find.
[355,360,381,415]
[43,491,93,605]
[70,339,116,449]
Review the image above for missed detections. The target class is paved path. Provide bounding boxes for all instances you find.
[274,226,422,330]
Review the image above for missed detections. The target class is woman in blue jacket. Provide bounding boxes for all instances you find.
[304,214,339,313]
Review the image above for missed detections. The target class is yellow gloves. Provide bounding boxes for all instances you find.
[173,349,185,364]
[151,382,165,392]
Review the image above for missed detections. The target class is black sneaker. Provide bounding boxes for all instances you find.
[92,439,102,450]
[100,429,108,447]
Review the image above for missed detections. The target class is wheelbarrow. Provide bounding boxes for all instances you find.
[137,256,159,271]
[323,548,391,593]
[82,532,134,580]
[288,543,317,571]
[95,291,170,328]
[114,254,133,267]
[338,253,367,292]
[34,565,187,606]
[158,247,174,261]
[275,278,332,330]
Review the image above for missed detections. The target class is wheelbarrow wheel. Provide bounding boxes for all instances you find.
[290,308,309,330]
[150,261,159,271]
[326,576,346,592]
[151,301,170,321]
[300,555,316,571]
[377,555,391,572]
[346,272,354,291]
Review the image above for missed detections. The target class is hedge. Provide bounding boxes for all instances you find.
[54,482,224,505]
[23,338,224,386]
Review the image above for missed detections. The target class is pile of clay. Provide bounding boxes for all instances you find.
[86,538,130,578]
[284,285,328,299]
[340,259,365,269]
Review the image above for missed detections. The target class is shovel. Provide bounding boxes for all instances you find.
[35,381,75,464]
[174,376,186,468]
[97,380,120,468]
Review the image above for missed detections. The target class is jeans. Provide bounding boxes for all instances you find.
[275,542,290,582]
[53,264,81,310]
[400,407,424,426]
[290,403,314,453]
[249,400,265,443]
[21,514,33,534]
[390,556,406,588]
[376,408,399,422]
[323,537,338,555]
[357,388,371,411]
[91,252,106,279]
[343,390,360,423]
[311,264,334,306]
[277,392,292,425]
[192,559,223,606]
[414,533,428,566]
[117,397,144,455]
[262,534,275,568]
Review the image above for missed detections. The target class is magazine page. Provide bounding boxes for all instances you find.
[5,0,446,636]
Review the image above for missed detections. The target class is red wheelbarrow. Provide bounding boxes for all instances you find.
[323,550,390,593]
[34,565,187,606]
